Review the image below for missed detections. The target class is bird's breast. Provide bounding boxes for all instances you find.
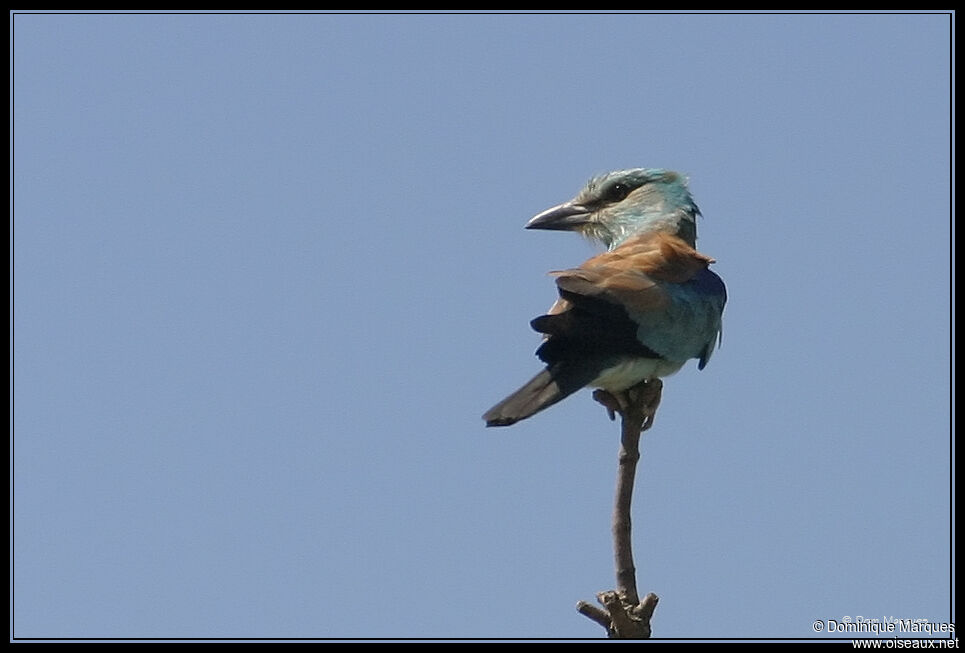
[590,357,684,392]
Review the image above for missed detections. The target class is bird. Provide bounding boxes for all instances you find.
[483,168,726,427]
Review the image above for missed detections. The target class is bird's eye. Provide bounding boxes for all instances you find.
[604,183,631,202]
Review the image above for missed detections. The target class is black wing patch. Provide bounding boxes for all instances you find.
[530,286,663,366]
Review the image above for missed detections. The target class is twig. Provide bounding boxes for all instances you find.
[577,378,663,639]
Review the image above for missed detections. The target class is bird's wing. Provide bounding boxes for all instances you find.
[533,232,726,368]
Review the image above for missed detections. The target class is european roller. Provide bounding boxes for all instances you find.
[483,168,727,427]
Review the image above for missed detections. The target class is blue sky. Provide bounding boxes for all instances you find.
[11,12,953,640]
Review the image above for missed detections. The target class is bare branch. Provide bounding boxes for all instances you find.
[575,601,611,630]
[577,379,663,639]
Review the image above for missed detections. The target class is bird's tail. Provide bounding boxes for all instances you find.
[483,364,597,427]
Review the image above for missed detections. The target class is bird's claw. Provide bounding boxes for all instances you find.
[593,380,663,432]
[627,379,663,432]
[593,389,628,422]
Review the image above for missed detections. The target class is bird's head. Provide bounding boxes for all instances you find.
[525,168,700,250]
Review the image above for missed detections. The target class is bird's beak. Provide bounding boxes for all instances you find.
[524,202,592,231]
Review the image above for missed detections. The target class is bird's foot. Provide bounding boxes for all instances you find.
[593,379,663,432]
[593,389,628,421]
[627,378,662,432]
